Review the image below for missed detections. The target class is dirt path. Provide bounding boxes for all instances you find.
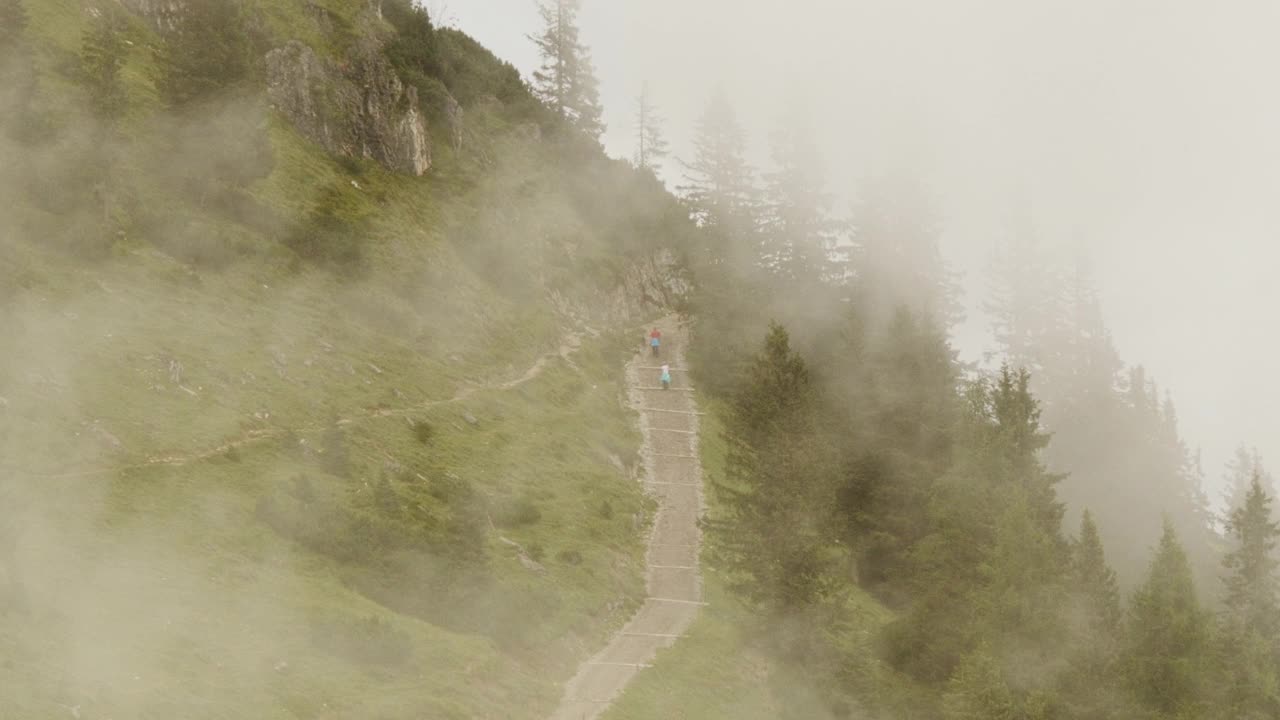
[550,317,704,720]
[8,329,584,480]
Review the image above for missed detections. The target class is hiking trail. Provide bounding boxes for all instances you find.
[10,329,584,480]
[550,316,705,720]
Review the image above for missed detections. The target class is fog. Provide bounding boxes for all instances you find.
[456,0,1280,493]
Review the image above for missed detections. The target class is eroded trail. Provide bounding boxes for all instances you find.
[550,317,704,720]
[7,329,584,480]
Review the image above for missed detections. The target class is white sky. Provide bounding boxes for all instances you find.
[450,0,1280,492]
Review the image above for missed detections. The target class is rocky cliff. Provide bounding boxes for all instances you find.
[123,0,431,177]
[266,37,431,176]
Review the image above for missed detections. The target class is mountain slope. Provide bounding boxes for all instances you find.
[0,0,696,717]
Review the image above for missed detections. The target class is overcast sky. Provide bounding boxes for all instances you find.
[450,0,1280,495]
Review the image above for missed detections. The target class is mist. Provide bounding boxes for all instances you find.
[7,0,1280,716]
[458,0,1280,493]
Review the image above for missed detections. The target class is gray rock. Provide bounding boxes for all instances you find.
[265,39,432,176]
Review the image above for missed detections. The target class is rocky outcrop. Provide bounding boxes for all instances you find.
[120,0,185,32]
[550,250,689,328]
[265,39,431,176]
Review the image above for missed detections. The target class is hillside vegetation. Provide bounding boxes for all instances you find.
[0,0,694,717]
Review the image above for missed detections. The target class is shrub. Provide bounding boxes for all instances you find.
[284,187,366,273]
[411,419,435,445]
[493,495,541,529]
[556,549,583,566]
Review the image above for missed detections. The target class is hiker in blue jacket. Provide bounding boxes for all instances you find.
[660,364,672,390]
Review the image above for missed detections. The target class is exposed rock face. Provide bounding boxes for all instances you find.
[120,0,185,32]
[266,40,431,176]
[550,249,688,328]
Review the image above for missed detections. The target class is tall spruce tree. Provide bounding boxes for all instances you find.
[81,6,130,123]
[852,177,960,328]
[1222,473,1280,633]
[711,323,837,614]
[156,0,252,108]
[1074,510,1123,636]
[1124,519,1210,717]
[990,365,1064,533]
[761,111,845,284]
[529,0,604,140]
[1224,446,1275,519]
[680,92,759,266]
[1058,510,1127,719]
[1214,473,1280,718]
[633,83,669,173]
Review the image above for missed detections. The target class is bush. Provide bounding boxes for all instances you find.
[411,419,435,445]
[527,542,545,563]
[556,549,583,566]
[284,187,366,273]
[493,495,541,529]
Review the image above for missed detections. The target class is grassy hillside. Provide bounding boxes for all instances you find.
[0,0,693,717]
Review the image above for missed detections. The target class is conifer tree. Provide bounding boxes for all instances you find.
[711,323,837,613]
[81,6,130,123]
[156,0,251,108]
[942,644,1016,720]
[1074,510,1122,635]
[1124,519,1210,717]
[633,83,669,173]
[852,177,960,327]
[680,92,758,265]
[1223,473,1280,632]
[987,365,1065,538]
[1224,446,1275,518]
[529,0,604,140]
[1214,473,1280,718]
[761,111,845,284]
[1057,510,1127,719]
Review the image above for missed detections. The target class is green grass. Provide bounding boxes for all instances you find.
[0,2,691,717]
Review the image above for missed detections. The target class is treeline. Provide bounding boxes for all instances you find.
[675,90,1280,718]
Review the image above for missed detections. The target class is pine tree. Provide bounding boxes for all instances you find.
[680,92,758,266]
[1222,473,1280,633]
[81,6,130,122]
[711,323,837,614]
[942,644,1016,720]
[156,0,251,108]
[761,110,845,284]
[529,0,603,140]
[1074,510,1122,636]
[1214,473,1280,718]
[633,83,669,173]
[1224,447,1275,519]
[0,0,26,51]
[1057,510,1127,720]
[1124,519,1210,717]
[851,177,960,328]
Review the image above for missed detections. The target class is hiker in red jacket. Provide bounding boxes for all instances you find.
[649,328,661,357]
